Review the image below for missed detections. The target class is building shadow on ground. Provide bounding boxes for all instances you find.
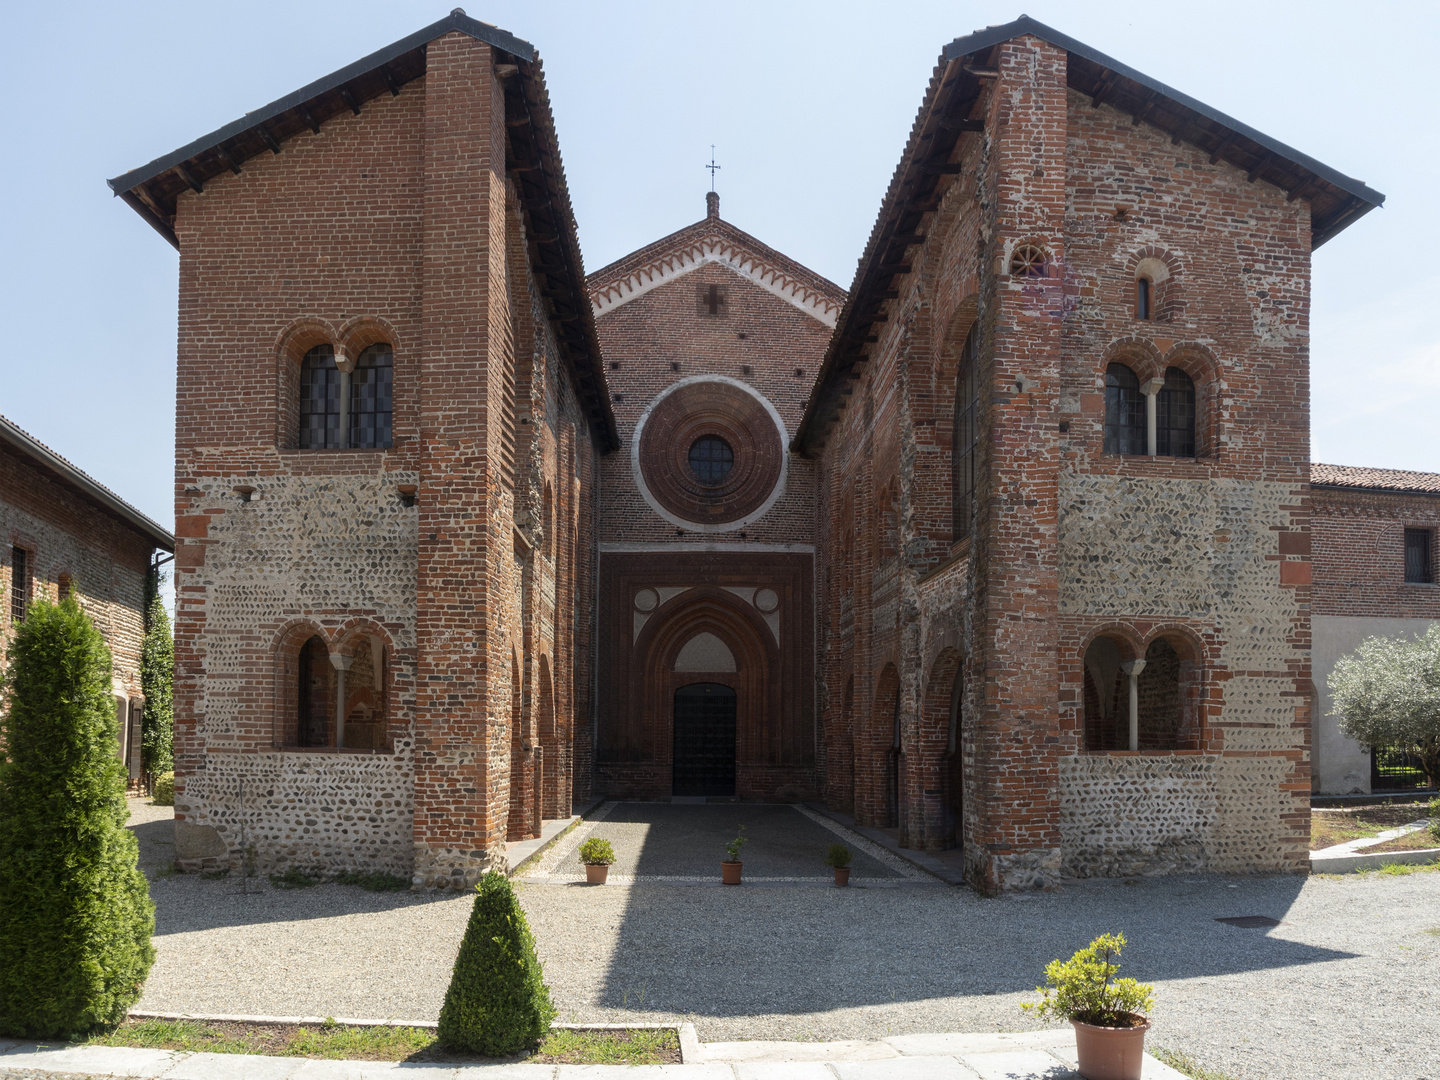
[591,803,1354,1017]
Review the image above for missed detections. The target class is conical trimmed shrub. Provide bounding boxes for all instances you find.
[438,870,555,1055]
[0,597,156,1037]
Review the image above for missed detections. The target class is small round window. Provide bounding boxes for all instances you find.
[688,436,734,486]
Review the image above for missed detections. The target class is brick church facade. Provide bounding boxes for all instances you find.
[112,13,1390,890]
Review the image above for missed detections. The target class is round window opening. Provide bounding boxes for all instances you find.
[688,436,735,486]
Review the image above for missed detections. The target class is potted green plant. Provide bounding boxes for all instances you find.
[1021,933,1153,1080]
[578,837,616,885]
[825,842,853,886]
[721,825,747,885]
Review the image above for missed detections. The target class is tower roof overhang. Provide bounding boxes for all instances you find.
[107,9,618,452]
[792,14,1386,455]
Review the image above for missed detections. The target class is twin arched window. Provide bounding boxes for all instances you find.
[299,343,394,450]
[1104,363,1195,457]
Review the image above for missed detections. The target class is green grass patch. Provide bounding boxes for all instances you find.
[1151,1046,1236,1080]
[332,871,411,892]
[287,1020,435,1059]
[83,1020,680,1064]
[533,1027,679,1065]
[87,1019,257,1055]
[269,868,321,889]
[1357,858,1440,877]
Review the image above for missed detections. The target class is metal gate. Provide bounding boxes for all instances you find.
[672,682,736,797]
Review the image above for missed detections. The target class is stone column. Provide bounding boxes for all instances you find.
[329,653,353,748]
[1121,659,1146,751]
[1141,378,1164,456]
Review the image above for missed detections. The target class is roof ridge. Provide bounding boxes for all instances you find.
[0,414,174,550]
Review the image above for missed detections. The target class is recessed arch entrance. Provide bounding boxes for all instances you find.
[630,587,778,799]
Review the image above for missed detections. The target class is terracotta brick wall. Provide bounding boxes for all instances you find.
[1312,488,1440,618]
[0,441,153,700]
[812,35,1313,889]
[168,32,599,886]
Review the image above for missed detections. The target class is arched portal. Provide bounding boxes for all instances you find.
[861,663,901,829]
[630,587,778,800]
[919,648,963,851]
[673,683,738,796]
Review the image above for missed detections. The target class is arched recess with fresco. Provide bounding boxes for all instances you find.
[629,588,780,800]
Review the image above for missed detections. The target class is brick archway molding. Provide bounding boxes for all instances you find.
[631,587,779,797]
[630,375,789,533]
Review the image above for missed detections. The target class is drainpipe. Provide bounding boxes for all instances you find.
[330,653,354,748]
[1120,659,1147,751]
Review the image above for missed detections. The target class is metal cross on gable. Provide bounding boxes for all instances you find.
[706,145,721,192]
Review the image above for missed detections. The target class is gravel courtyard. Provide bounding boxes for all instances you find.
[129,799,1440,1080]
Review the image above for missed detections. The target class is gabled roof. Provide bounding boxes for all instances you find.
[587,195,847,327]
[793,15,1386,454]
[107,9,618,451]
[0,414,174,552]
[1311,463,1440,498]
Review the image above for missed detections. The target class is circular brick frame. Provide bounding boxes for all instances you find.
[631,376,788,532]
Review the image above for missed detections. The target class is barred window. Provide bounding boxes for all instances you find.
[299,345,341,449]
[1405,528,1433,584]
[1156,366,1195,457]
[952,326,980,541]
[10,547,28,623]
[351,344,394,449]
[1104,363,1146,455]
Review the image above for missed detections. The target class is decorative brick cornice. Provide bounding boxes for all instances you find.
[589,229,843,327]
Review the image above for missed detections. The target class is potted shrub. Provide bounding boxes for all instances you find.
[577,837,615,885]
[721,825,747,885]
[825,843,852,886]
[1021,932,1153,1080]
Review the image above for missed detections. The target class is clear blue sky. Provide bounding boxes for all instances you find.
[2,1,1435,531]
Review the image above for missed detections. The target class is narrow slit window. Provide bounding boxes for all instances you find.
[1136,277,1152,320]
[1103,363,1146,455]
[1405,528,1433,584]
[952,326,980,541]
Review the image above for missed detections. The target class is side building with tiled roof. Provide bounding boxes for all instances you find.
[0,414,175,784]
[1311,463,1440,794]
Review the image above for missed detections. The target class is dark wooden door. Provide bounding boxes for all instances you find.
[672,683,737,797]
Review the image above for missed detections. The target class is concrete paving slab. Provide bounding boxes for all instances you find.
[452,1066,556,1078]
[289,1059,451,1078]
[161,1051,306,1080]
[886,1033,1071,1057]
[554,1067,733,1079]
[832,1056,980,1079]
[733,1063,839,1080]
[0,1044,177,1076]
[702,1038,897,1062]
[964,1050,1077,1080]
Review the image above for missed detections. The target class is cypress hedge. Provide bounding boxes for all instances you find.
[140,570,174,778]
[0,597,156,1038]
[437,870,555,1056]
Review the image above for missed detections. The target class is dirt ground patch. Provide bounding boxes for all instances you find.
[1311,803,1431,849]
[1356,827,1440,854]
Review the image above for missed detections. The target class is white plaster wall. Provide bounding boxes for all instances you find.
[1313,615,1440,795]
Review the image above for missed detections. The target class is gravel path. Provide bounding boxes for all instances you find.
[127,799,1440,1080]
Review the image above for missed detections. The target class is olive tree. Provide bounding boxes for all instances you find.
[1329,625,1440,789]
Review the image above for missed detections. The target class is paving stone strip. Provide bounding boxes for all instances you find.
[0,1028,1191,1078]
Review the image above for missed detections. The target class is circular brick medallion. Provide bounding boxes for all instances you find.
[632,377,787,531]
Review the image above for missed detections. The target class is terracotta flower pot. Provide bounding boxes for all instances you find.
[1072,1014,1150,1080]
[721,860,743,885]
[585,863,609,885]
[833,866,851,886]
